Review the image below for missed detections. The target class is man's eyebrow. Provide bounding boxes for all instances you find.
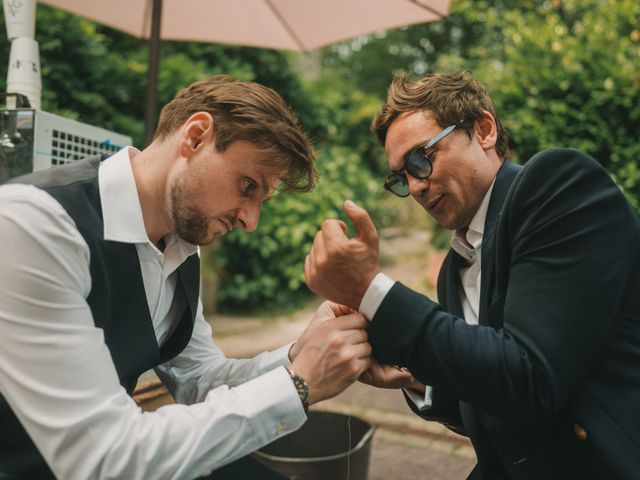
[393,137,433,171]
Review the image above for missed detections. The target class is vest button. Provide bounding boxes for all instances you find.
[574,423,588,441]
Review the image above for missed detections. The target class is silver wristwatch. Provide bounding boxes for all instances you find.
[285,367,309,412]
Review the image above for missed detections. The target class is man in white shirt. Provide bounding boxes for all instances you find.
[0,76,371,479]
[305,72,640,478]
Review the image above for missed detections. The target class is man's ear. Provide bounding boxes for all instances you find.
[179,112,214,158]
[474,110,498,151]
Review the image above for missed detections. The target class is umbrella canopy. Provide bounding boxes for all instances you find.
[39,0,450,51]
[38,0,451,143]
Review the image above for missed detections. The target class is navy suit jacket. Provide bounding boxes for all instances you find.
[369,149,640,479]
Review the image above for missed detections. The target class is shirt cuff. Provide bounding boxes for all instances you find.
[257,343,294,370]
[229,366,307,443]
[359,272,396,321]
[403,385,433,411]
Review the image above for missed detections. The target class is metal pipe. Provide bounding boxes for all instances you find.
[143,0,162,147]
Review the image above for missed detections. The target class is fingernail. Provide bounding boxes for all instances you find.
[345,200,356,209]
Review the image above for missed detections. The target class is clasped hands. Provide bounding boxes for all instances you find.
[289,200,425,400]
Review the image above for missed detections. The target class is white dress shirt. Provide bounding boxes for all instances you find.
[360,180,496,409]
[449,180,495,326]
[0,148,305,480]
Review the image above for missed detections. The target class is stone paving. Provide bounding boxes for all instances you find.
[317,386,475,479]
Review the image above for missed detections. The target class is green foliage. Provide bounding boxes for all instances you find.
[300,71,388,175]
[214,146,391,311]
[320,0,539,97]
[477,0,640,209]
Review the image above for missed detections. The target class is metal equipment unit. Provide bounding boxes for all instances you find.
[2,0,132,184]
[0,108,132,183]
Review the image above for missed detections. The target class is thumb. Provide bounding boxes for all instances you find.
[344,200,378,248]
[327,301,356,316]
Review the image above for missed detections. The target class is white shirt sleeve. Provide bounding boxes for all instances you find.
[154,301,293,404]
[403,386,434,411]
[358,271,434,410]
[0,185,305,480]
[359,272,396,320]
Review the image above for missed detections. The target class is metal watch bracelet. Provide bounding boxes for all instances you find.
[285,367,309,413]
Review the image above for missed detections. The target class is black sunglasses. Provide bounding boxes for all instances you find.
[383,123,458,198]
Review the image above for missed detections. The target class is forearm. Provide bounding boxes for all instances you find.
[157,343,292,404]
[155,309,292,404]
[369,283,552,426]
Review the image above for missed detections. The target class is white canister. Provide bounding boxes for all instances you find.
[6,36,42,110]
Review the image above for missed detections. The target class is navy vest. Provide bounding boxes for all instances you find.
[0,156,200,479]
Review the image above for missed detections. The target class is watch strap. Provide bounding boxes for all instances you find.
[285,367,309,413]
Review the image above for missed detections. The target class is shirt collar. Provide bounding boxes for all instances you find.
[98,148,197,260]
[467,178,495,238]
[99,147,149,243]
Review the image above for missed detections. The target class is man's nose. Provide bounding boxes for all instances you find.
[238,203,261,232]
[407,174,429,198]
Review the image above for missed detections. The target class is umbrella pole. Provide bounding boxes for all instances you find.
[143,0,163,147]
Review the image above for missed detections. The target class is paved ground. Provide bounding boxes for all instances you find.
[208,228,476,479]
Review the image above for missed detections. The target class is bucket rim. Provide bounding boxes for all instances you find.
[253,425,375,463]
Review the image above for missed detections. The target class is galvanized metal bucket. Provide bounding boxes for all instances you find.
[253,411,375,480]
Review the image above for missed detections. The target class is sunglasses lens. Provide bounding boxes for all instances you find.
[384,173,410,197]
[405,149,432,179]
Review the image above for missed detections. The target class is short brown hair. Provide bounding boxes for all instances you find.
[155,76,317,192]
[372,72,509,160]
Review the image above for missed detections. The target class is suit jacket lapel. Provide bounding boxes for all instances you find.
[478,161,522,326]
[438,250,466,319]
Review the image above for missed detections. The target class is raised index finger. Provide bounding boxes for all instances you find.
[343,200,378,249]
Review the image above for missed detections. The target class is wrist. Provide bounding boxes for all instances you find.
[287,342,297,362]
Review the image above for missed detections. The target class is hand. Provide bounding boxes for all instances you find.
[305,200,380,311]
[290,313,371,405]
[359,359,426,392]
[289,301,355,362]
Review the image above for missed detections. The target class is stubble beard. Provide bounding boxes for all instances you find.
[170,180,211,246]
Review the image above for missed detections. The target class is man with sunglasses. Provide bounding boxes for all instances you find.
[305,72,640,479]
